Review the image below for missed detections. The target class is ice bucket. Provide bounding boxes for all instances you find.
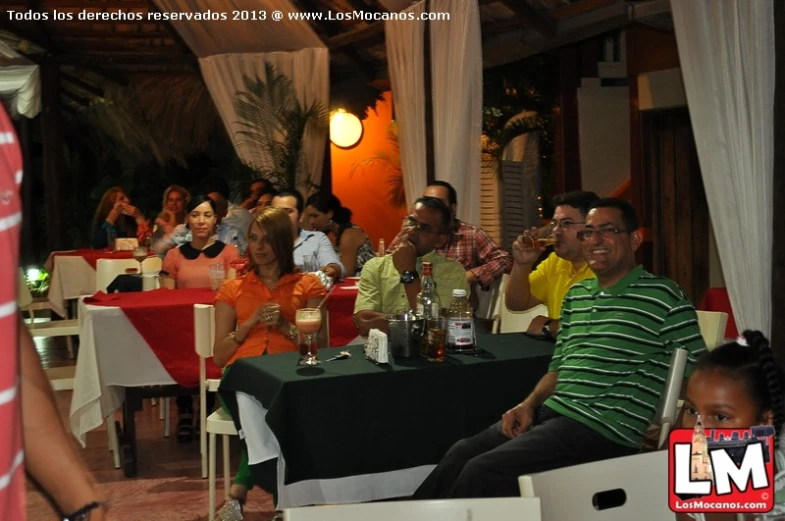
[387,312,425,359]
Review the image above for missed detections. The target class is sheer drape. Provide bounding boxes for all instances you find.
[200,50,329,193]
[431,0,482,225]
[671,0,774,335]
[153,0,328,191]
[0,42,40,119]
[153,0,322,55]
[385,1,427,211]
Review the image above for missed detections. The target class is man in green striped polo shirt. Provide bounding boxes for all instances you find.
[414,198,706,499]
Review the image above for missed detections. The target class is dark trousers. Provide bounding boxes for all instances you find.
[413,406,638,499]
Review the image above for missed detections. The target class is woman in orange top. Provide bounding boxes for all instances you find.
[213,206,326,514]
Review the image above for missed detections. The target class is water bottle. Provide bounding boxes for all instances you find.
[446,289,475,352]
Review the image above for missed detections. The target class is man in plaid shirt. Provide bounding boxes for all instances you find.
[388,181,512,289]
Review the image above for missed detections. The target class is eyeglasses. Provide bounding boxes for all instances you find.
[548,220,585,231]
[402,216,439,234]
[577,228,630,241]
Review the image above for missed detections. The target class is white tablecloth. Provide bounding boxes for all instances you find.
[235,391,435,509]
[70,301,176,446]
[46,253,96,318]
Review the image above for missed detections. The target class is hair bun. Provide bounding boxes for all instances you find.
[742,330,770,352]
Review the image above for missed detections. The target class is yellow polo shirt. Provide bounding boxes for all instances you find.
[529,252,595,319]
[354,251,470,315]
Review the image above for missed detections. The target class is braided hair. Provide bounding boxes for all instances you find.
[695,330,785,444]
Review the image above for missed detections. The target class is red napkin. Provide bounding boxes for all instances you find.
[325,285,360,347]
[86,288,221,386]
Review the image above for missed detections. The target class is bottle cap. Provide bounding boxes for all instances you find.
[452,289,467,297]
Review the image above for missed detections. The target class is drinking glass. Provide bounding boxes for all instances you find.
[208,263,226,291]
[132,246,147,276]
[522,225,556,249]
[296,308,323,366]
[106,228,117,252]
[425,316,447,362]
[302,253,318,273]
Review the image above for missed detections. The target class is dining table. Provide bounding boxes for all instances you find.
[71,287,220,477]
[218,328,555,508]
[45,248,152,318]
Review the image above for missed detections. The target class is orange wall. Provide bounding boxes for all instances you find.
[331,91,407,247]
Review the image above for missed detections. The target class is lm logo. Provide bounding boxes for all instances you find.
[668,422,775,514]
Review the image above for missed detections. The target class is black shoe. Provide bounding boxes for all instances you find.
[176,414,194,443]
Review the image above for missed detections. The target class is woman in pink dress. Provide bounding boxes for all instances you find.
[161,195,240,290]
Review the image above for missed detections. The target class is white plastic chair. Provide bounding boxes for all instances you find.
[194,303,237,521]
[284,498,542,521]
[651,347,689,449]
[519,451,669,521]
[696,310,728,350]
[474,276,503,320]
[95,258,139,293]
[492,274,549,334]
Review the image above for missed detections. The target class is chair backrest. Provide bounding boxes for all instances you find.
[284,498,541,521]
[696,310,729,350]
[95,258,139,293]
[650,346,689,448]
[194,303,216,403]
[142,256,162,274]
[491,274,549,334]
[519,451,669,521]
[474,276,504,320]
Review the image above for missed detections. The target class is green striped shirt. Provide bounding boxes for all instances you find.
[543,265,706,449]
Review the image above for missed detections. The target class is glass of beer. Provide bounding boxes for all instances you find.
[296,308,323,366]
[522,224,556,249]
[425,316,447,362]
[132,246,148,276]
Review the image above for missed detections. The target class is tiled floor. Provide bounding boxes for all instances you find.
[26,337,276,520]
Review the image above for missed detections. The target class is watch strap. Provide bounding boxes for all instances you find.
[400,270,419,284]
[541,318,554,337]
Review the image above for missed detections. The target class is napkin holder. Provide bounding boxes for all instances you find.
[364,329,390,364]
[114,238,139,251]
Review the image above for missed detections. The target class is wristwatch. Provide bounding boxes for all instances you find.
[541,319,554,338]
[400,270,419,284]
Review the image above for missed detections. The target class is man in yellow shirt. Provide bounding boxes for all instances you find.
[505,191,598,339]
[354,197,469,336]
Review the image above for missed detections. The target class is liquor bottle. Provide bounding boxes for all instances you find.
[416,262,440,319]
[446,289,475,352]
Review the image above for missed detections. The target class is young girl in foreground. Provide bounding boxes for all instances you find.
[679,330,785,521]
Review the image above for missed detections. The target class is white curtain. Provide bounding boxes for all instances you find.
[0,42,40,119]
[153,0,328,191]
[431,0,482,225]
[153,0,323,56]
[386,1,427,211]
[671,0,774,336]
[200,50,329,194]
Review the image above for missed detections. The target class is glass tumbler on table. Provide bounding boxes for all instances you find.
[208,263,226,291]
[296,308,323,366]
[133,246,148,276]
[425,316,447,362]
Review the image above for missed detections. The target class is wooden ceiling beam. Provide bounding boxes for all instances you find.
[501,0,557,38]
[327,22,384,50]
[60,72,104,97]
[0,21,50,51]
[60,88,90,107]
[48,29,173,39]
[48,53,197,65]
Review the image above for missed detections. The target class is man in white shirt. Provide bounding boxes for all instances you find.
[273,188,344,281]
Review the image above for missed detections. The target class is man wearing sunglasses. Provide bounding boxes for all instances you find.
[506,191,599,339]
[354,197,469,336]
[414,198,704,499]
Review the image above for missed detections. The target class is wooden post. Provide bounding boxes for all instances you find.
[423,0,436,185]
[40,62,67,253]
[552,44,582,195]
[772,0,785,362]
[322,140,333,194]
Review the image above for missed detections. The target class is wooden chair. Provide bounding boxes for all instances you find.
[284,498,542,521]
[194,303,238,521]
[519,451,669,521]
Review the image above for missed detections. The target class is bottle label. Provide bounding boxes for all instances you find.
[417,302,440,317]
[447,318,474,346]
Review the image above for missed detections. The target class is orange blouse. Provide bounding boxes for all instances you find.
[217,270,326,366]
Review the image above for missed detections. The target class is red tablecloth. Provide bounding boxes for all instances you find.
[84,288,221,386]
[51,248,150,270]
[326,285,360,347]
[699,287,738,339]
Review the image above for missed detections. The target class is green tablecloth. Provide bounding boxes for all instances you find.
[219,330,554,485]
